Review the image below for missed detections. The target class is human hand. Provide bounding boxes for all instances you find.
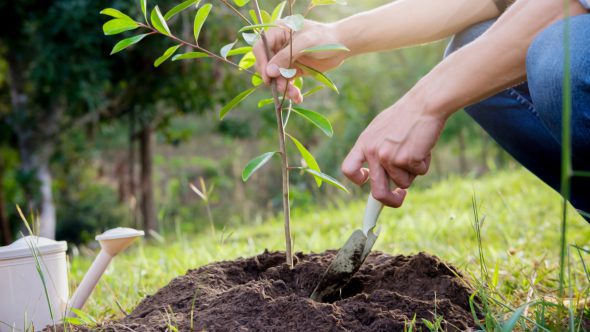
[253,20,349,103]
[341,94,446,207]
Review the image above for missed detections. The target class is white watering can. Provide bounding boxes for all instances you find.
[0,227,144,331]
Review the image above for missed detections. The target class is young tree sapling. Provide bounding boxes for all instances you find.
[101,0,350,267]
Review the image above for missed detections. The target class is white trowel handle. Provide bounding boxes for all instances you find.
[362,194,384,235]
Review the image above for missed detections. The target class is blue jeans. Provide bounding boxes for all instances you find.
[445,15,590,222]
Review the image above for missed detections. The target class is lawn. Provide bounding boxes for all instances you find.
[69,168,590,328]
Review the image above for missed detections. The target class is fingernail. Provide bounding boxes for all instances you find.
[267,64,279,77]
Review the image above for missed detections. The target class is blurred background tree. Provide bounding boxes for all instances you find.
[0,0,243,241]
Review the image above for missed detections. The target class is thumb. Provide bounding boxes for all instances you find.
[266,36,309,78]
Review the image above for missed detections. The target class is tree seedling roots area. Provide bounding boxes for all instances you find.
[65,251,477,331]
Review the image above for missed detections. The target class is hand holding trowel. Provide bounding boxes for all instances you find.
[310,194,384,302]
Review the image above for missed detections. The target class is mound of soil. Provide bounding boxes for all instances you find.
[86,251,478,331]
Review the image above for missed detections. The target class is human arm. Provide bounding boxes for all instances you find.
[341,0,588,207]
[254,0,501,94]
[332,0,500,56]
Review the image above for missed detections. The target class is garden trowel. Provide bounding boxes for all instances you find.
[310,194,384,302]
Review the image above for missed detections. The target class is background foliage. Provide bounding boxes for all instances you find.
[0,0,516,243]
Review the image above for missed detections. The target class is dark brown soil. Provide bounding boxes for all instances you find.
[73,251,479,331]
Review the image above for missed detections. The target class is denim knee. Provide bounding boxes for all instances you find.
[526,15,590,155]
[527,16,590,95]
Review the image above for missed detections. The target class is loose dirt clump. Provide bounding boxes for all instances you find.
[77,251,479,331]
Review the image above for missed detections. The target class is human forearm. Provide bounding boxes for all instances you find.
[413,0,587,118]
[332,0,500,56]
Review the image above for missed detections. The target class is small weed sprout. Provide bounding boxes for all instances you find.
[189,177,216,237]
[100,0,350,266]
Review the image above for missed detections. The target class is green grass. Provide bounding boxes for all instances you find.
[69,169,589,327]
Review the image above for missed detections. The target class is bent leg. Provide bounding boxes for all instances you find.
[445,19,589,221]
[527,15,590,217]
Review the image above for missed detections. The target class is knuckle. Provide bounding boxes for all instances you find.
[392,154,409,167]
[377,149,390,163]
[365,146,378,158]
[372,190,388,202]
[394,176,410,189]
[401,179,411,189]
[408,159,422,173]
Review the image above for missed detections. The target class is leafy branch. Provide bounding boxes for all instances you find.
[101,0,349,267]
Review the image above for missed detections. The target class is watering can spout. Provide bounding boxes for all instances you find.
[68,227,144,316]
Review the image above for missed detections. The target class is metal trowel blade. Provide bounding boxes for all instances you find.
[361,226,381,262]
[310,229,367,302]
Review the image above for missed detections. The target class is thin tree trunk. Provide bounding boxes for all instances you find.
[7,54,58,239]
[0,164,11,245]
[254,0,292,267]
[139,126,157,235]
[37,160,56,239]
[116,159,128,203]
[129,109,138,228]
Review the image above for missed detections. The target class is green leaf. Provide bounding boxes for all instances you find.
[302,168,348,192]
[226,46,252,56]
[63,317,84,326]
[292,107,333,137]
[297,63,338,93]
[110,34,149,54]
[251,74,263,86]
[150,6,171,35]
[141,0,148,22]
[492,261,499,287]
[154,45,181,67]
[279,68,297,79]
[103,18,139,35]
[242,32,259,45]
[301,43,350,53]
[238,23,279,33]
[238,51,256,70]
[303,85,324,97]
[164,0,200,20]
[501,305,527,332]
[271,1,286,22]
[193,3,212,44]
[233,0,250,7]
[287,134,322,186]
[68,308,97,325]
[293,77,303,90]
[257,98,274,108]
[283,14,304,31]
[219,88,256,119]
[242,152,278,181]
[171,52,209,61]
[100,8,133,21]
[248,9,271,24]
[220,41,236,59]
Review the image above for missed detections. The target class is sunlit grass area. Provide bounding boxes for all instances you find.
[70,169,589,325]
